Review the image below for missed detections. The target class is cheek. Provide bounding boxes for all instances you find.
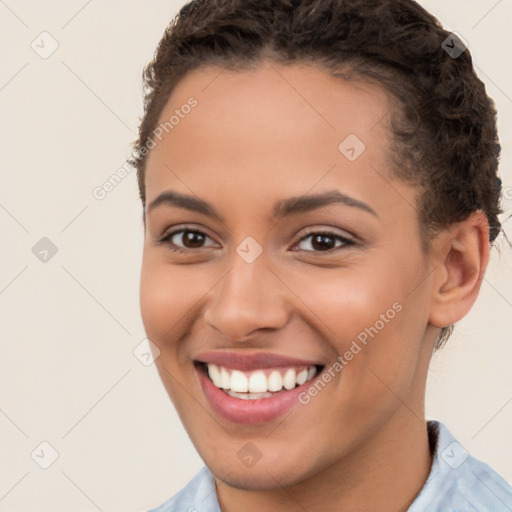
[139,255,203,408]
[139,254,194,343]
[288,262,402,342]
[297,256,425,387]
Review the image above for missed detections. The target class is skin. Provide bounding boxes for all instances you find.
[139,60,490,512]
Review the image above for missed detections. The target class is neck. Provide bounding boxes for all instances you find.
[215,410,433,512]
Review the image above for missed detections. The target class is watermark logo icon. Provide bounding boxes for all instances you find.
[31,441,59,469]
[236,236,263,264]
[32,237,58,263]
[338,134,366,162]
[237,442,262,468]
[441,441,469,469]
[441,32,468,59]
[133,338,161,366]
[31,31,59,59]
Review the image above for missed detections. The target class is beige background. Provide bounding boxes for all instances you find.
[0,1,511,510]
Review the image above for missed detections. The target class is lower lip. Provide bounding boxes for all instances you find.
[196,365,318,424]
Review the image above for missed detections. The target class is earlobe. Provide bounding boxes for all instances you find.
[429,211,490,329]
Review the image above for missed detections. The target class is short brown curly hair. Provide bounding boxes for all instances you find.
[130,0,503,349]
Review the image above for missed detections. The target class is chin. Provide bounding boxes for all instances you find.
[197,442,322,492]
[210,461,309,492]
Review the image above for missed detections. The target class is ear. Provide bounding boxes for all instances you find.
[428,210,491,329]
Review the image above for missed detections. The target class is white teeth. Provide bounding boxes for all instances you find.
[283,368,296,390]
[249,371,267,393]
[226,390,274,399]
[296,368,308,385]
[205,363,319,398]
[220,367,230,389]
[267,370,283,392]
[207,364,221,387]
[230,370,249,392]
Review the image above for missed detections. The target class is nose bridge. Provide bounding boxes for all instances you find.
[203,248,288,341]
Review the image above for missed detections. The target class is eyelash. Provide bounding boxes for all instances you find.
[158,227,356,254]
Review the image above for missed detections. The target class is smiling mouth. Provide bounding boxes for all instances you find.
[195,361,324,400]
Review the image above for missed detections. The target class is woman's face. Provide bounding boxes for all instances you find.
[140,61,437,490]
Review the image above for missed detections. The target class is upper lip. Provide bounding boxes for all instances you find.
[194,350,324,371]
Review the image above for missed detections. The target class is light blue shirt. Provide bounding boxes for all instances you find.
[147,421,512,511]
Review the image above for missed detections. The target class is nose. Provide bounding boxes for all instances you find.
[202,253,289,342]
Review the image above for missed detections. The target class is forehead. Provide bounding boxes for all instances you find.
[144,60,403,215]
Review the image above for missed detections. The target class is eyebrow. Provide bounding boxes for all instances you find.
[146,189,378,220]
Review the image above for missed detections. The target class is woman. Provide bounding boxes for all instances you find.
[131,0,512,510]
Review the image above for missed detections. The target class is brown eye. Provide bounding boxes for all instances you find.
[293,231,355,253]
[160,229,217,253]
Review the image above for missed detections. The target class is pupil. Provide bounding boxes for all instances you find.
[312,234,334,251]
[184,231,204,248]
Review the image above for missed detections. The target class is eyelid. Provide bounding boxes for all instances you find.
[290,227,356,253]
[158,225,219,249]
[295,226,355,243]
[159,223,215,239]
